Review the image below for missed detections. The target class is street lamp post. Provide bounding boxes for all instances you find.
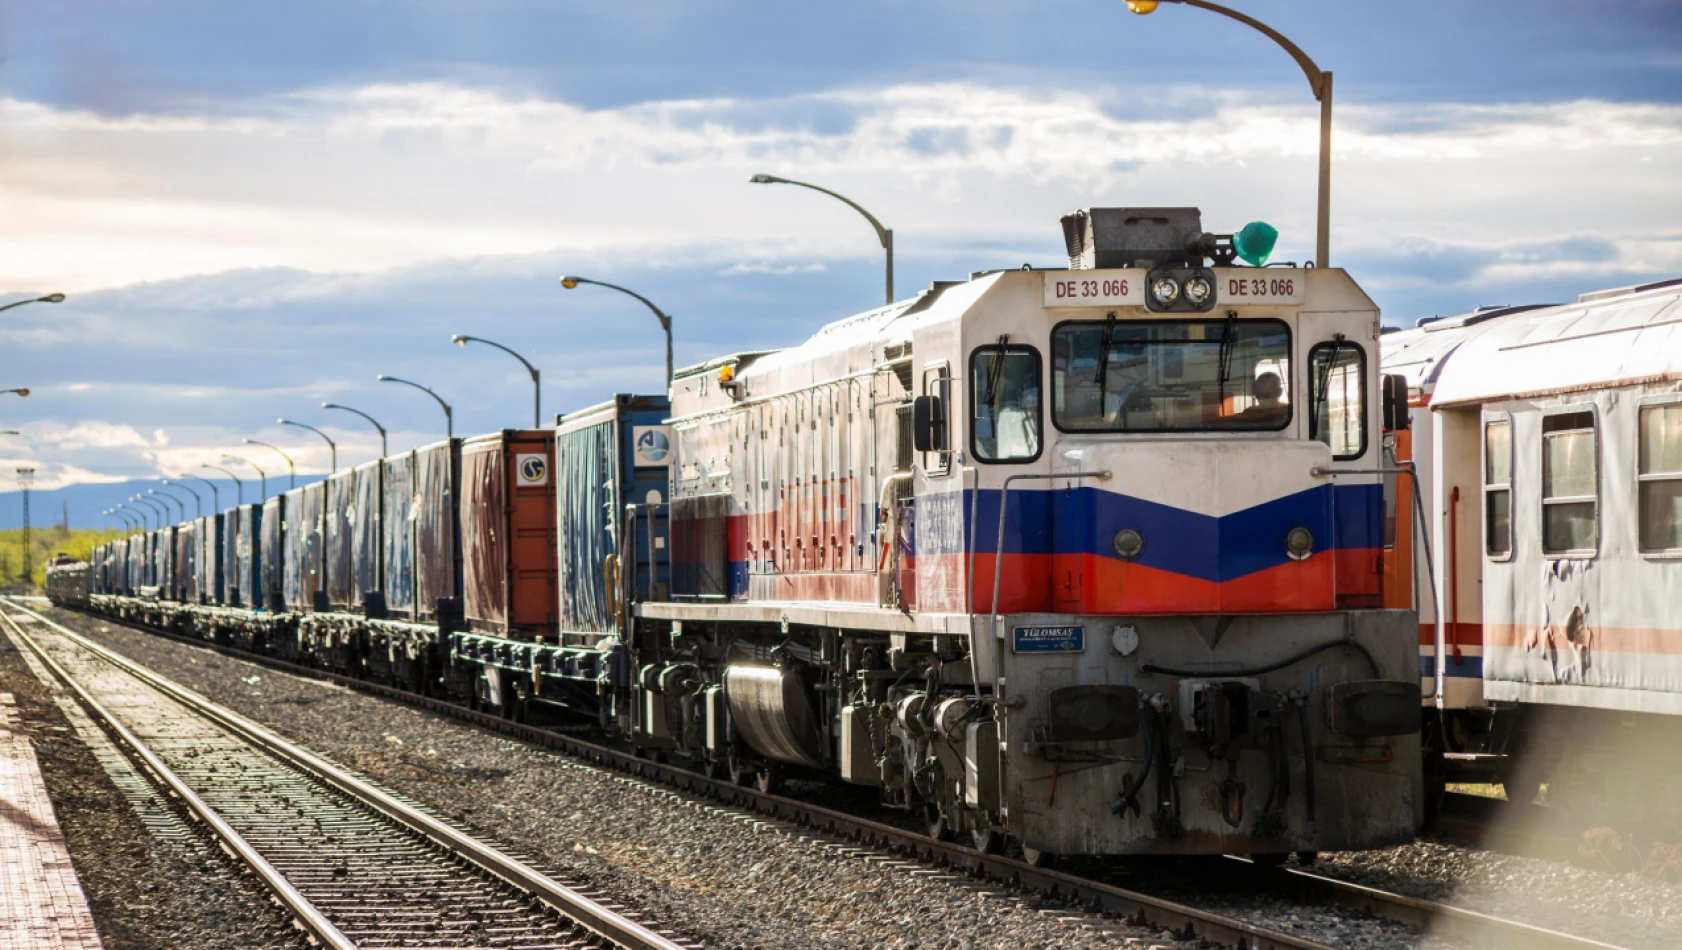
[557,277,674,386]
[132,495,164,529]
[154,484,195,519]
[277,419,337,474]
[0,293,65,315]
[224,455,267,501]
[1125,0,1332,268]
[203,465,243,506]
[180,473,220,510]
[161,480,201,518]
[451,335,542,428]
[245,438,297,489]
[377,376,453,441]
[322,403,388,459]
[750,174,894,305]
[148,489,183,523]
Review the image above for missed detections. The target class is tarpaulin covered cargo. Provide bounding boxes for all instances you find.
[261,495,286,610]
[199,513,223,605]
[326,469,356,610]
[226,504,261,608]
[556,395,670,641]
[351,460,382,613]
[382,451,416,618]
[298,481,327,612]
[414,439,461,623]
[153,526,175,595]
[176,520,197,602]
[461,430,555,639]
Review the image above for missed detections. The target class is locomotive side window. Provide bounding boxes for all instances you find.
[1308,342,1367,460]
[1541,410,1598,555]
[1049,319,1291,432]
[1638,402,1682,552]
[969,345,1042,463]
[1484,419,1512,557]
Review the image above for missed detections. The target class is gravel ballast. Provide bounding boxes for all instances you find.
[0,624,309,950]
[47,604,1681,949]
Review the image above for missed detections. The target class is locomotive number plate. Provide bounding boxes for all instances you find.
[1043,270,1144,307]
[1213,269,1304,304]
[1012,625,1085,653]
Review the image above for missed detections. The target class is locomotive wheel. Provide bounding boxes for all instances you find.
[970,827,1005,854]
[1250,852,1287,868]
[925,805,956,842]
[1020,845,1057,868]
[728,749,754,787]
[1294,851,1319,866]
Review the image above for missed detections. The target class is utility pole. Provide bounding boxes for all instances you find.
[17,468,35,587]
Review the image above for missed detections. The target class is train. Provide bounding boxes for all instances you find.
[1383,276,1682,830]
[48,205,1429,865]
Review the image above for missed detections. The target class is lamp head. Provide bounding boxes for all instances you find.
[377,374,391,381]
[40,293,66,304]
[451,334,469,346]
[559,276,580,289]
[276,417,290,425]
[1125,0,1160,12]
[749,173,781,184]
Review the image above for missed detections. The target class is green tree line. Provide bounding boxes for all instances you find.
[0,526,128,591]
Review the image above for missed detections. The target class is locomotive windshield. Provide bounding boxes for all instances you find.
[1051,318,1292,432]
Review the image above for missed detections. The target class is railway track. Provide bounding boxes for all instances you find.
[0,599,690,950]
[23,599,1631,950]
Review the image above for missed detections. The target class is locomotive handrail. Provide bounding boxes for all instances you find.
[990,470,1111,620]
[1309,458,1445,704]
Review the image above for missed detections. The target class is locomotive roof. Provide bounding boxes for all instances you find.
[1430,277,1682,406]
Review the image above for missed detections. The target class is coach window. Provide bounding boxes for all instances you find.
[970,343,1042,463]
[1483,418,1512,557]
[1308,341,1366,460]
[1638,401,1682,553]
[1542,410,1598,555]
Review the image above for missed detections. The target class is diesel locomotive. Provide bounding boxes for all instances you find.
[55,207,1426,864]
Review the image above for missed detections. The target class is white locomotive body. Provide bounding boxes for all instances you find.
[636,208,1422,859]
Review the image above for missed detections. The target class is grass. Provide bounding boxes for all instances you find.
[0,526,127,591]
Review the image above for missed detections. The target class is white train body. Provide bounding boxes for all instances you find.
[642,208,1422,858]
[1391,278,1682,820]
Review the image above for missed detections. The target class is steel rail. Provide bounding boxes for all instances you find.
[2,598,687,950]
[0,605,356,950]
[49,600,1629,950]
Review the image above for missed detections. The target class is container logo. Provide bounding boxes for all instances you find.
[633,426,672,465]
[516,453,549,486]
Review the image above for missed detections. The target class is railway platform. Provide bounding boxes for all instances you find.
[0,691,103,950]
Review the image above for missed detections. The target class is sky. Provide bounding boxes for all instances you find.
[1,0,1680,519]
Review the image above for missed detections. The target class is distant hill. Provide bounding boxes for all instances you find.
[0,476,327,530]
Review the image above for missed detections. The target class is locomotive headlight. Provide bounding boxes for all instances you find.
[1150,276,1181,306]
[1113,528,1144,560]
[1285,526,1314,560]
[1183,275,1214,306]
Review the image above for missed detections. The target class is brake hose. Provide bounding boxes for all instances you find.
[1140,637,1381,680]
[1296,700,1316,839]
[1110,707,1156,818]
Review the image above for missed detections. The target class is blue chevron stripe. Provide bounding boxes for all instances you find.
[926,483,1382,583]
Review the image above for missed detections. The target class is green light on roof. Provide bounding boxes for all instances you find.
[1235,221,1279,267]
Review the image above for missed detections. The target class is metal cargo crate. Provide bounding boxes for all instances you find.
[261,495,286,611]
[414,439,462,625]
[461,430,556,639]
[325,469,356,611]
[555,394,670,643]
[382,451,416,619]
[350,460,382,614]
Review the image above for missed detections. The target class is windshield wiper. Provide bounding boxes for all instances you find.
[985,333,1010,418]
[1216,309,1239,407]
[1095,313,1118,402]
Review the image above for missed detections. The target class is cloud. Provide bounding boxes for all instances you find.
[3,82,1679,295]
[1,79,1679,493]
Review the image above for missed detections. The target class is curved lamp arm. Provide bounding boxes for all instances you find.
[323,403,388,459]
